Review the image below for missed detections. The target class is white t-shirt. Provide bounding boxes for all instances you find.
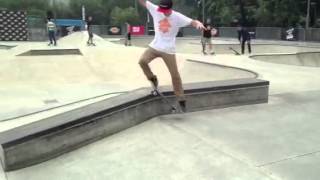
[47,21,56,32]
[146,1,192,54]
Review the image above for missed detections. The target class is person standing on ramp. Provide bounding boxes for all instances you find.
[86,16,95,46]
[201,24,216,55]
[47,18,57,46]
[138,0,206,112]
[125,22,132,46]
[239,27,252,54]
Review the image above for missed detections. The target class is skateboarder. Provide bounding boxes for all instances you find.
[239,27,252,54]
[47,18,57,46]
[201,24,216,55]
[138,0,206,112]
[125,22,132,46]
[86,16,95,46]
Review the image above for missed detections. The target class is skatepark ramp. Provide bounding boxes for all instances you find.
[187,43,320,54]
[250,52,320,67]
[118,37,320,54]
[0,78,269,171]
[17,49,83,56]
[203,44,320,54]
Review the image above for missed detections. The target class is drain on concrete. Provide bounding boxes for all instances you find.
[0,45,16,50]
[17,49,83,56]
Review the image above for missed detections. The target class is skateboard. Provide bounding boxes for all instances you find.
[203,52,215,55]
[229,47,241,55]
[151,85,179,113]
[87,42,96,46]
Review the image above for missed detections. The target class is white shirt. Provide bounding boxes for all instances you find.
[146,1,192,54]
[47,21,56,32]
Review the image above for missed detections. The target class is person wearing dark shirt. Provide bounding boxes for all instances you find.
[86,16,95,46]
[201,24,216,55]
[239,27,252,54]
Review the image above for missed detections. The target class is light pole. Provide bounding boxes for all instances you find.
[53,0,56,19]
[135,0,138,10]
[239,0,245,26]
[82,5,86,21]
[202,0,205,23]
[306,0,311,29]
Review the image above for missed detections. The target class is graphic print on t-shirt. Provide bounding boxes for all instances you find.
[159,18,171,33]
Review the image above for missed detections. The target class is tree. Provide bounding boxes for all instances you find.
[255,0,302,27]
[110,6,140,25]
[0,0,317,27]
[205,0,239,26]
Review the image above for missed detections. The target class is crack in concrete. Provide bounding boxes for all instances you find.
[257,150,320,168]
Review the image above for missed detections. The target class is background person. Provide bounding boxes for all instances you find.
[239,27,252,54]
[125,22,132,46]
[86,16,95,46]
[201,24,216,55]
[47,18,57,46]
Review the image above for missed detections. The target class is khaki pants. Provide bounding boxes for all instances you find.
[139,47,185,101]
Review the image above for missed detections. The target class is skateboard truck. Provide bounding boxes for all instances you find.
[151,88,179,114]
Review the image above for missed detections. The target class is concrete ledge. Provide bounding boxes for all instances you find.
[0,78,269,171]
[0,45,16,50]
[187,59,259,79]
[188,43,320,54]
[17,49,82,56]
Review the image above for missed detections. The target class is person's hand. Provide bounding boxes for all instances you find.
[196,21,206,31]
[192,20,206,31]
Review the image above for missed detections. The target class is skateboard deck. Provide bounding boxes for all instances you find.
[229,47,241,55]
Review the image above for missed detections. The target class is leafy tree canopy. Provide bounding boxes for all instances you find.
[0,0,318,27]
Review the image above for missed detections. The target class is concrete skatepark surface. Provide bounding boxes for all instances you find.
[0,33,320,179]
[0,32,255,130]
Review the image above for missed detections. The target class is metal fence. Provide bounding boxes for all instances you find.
[305,28,320,41]
[89,26,320,42]
[26,22,320,42]
[255,27,282,40]
[27,17,47,41]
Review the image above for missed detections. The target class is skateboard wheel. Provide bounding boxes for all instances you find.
[151,90,158,96]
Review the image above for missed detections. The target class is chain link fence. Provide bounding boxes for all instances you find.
[26,19,320,42]
[27,17,47,41]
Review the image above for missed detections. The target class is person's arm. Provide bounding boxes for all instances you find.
[175,12,206,31]
[138,0,146,7]
[191,20,206,31]
[142,1,157,16]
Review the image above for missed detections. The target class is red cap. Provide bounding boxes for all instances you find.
[157,7,172,14]
[157,0,173,14]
